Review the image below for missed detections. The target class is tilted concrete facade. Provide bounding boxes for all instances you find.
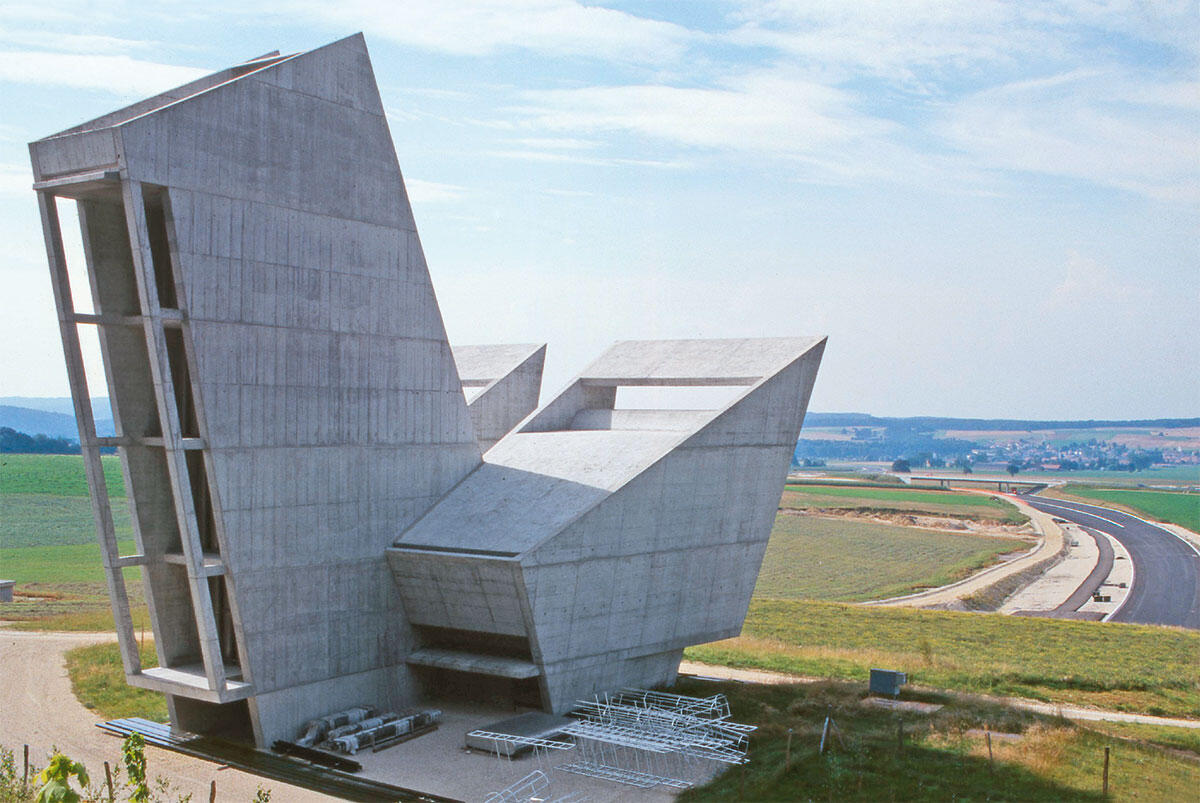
[31,35,825,746]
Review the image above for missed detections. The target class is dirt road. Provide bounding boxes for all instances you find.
[0,629,332,801]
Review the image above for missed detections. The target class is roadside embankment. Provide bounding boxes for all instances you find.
[864,492,1066,610]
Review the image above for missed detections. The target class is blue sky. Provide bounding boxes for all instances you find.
[1,1,1196,418]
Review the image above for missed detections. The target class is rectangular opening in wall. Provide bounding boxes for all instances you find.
[164,328,199,437]
[170,698,254,743]
[614,385,749,410]
[77,198,162,440]
[155,563,203,668]
[412,667,542,710]
[74,323,116,436]
[413,625,533,660]
[141,188,178,309]
[207,575,240,670]
[185,450,217,553]
[118,565,147,670]
[54,197,95,315]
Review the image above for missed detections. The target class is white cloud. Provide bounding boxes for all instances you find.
[487,148,692,170]
[940,71,1200,202]
[727,1,1197,83]
[1045,251,1153,313]
[404,178,468,204]
[0,31,159,54]
[0,163,32,195]
[515,68,892,156]
[0,50,208,95]
[286,0,698,62]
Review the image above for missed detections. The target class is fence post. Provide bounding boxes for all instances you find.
[104,761,114,802]
[1102,746,1110,796]
[986,729,994,774]
[22,744,28,791]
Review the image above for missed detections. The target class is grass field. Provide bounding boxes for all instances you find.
[0,453,125,497]
[756,515,1030,602]
[0,539,149,629]
[1051,484,1200,533]
[0,454,146,629]
[679,676,1200,801]
[686,601,1200,719]
[65,639,167,722]
[781,482,1028,524]
[1,493,133,549]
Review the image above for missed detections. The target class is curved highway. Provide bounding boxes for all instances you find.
[1023,495,1200,629]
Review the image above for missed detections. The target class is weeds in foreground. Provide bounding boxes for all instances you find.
[0,737,263,803]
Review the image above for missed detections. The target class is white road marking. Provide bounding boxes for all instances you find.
[1033,500,1125,528]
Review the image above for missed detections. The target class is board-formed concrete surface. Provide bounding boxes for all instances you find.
[31,34,826,747]
[452,343,546,451]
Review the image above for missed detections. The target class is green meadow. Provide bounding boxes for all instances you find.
[756,515,1030,602]
[0,453,146,630]
[1053,484,1200,533]
[687,600,1200,719]
[782,482,1028,524]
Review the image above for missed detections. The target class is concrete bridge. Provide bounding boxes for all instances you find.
[898,473,1062,493]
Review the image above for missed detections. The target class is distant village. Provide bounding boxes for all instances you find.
[794,418,1200,475]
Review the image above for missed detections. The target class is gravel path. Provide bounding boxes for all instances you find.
[679,661,1200,729]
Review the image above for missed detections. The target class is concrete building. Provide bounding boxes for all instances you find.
[31,35,825,746]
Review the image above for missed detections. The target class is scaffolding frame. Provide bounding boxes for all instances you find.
[555,688,754,790]
[483,770,550,803]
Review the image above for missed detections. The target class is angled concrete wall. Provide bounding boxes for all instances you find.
[453,343,545,451]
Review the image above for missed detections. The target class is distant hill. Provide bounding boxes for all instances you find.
[0,396,1195,453]
[803,413,1200,430]
[0,396,111,421]
[0,403,114,440]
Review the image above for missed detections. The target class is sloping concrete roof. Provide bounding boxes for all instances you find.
[393,337,823,556]
[393,429,682,555]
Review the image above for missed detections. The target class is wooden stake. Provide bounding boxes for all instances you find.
[22,744,28,790]
[104,761,114,802]
[210,779,217,802]
[1102,746,1110,796]
[986,729,994,774]
[785,728,793,771]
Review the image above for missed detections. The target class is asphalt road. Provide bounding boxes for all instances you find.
[1024,495,1200,629]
